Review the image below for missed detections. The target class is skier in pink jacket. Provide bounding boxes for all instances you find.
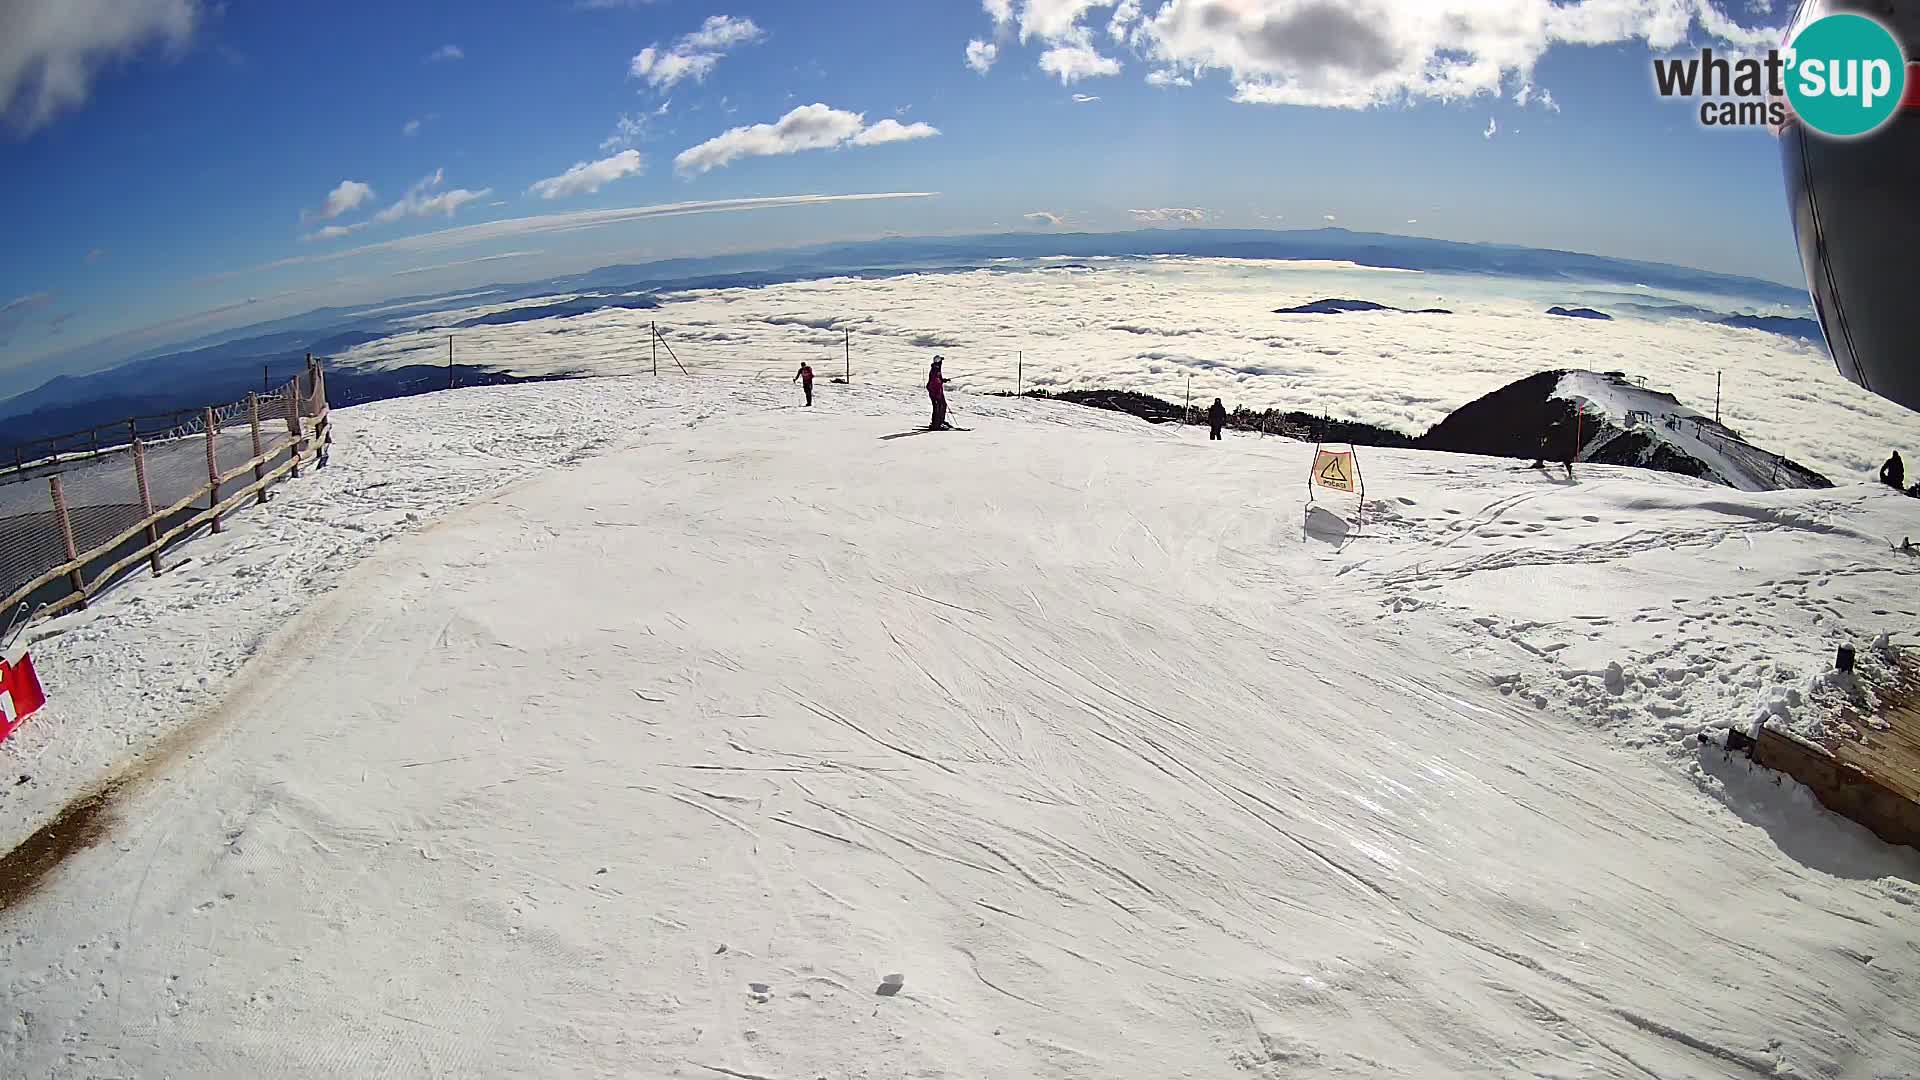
[927,357,950,430]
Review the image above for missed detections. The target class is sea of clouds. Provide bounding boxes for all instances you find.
[334,258,1917,484]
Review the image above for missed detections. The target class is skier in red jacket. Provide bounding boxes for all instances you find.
[928,357,949,430]
[794,362,814,406]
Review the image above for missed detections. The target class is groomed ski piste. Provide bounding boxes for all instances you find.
[3,376,1918,1079]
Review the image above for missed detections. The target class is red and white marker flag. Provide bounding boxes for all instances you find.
[0,648,47,745]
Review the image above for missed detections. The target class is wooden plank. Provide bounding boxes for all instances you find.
[132,440,161,576]
[1753,656,1920,851]
[49,477,84,606]
[1827,654,1920,804]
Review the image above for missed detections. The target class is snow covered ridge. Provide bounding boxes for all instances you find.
[1556,371,1829,492]
[1043,368,1832,493]
[3,376,1919,1077]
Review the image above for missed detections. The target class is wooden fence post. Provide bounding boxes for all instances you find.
[204,408,222,534]
[132,440,162,575]
[49,476,84,607]
[249,393,266,501]
[286,383,304,479]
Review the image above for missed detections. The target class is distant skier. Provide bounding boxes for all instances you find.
[794,362,814,407]
[928,357,950,430]
[1882,451,1905,490]
[1207,398,1226,441]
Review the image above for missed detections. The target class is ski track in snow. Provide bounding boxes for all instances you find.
[2,376,1919,1078]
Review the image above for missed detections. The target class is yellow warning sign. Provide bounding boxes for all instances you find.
[1312,449,1357,493]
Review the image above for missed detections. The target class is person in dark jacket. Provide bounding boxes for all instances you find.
[794,362,814,406]
[1207,398,1226,441]
[928,357,949,430]
[1883,451,1905,490]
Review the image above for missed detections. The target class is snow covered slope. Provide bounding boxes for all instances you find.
[3,378,1919,1079]
[1559,371,1829,491]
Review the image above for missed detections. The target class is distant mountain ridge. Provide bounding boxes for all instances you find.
[1,227,1814,439]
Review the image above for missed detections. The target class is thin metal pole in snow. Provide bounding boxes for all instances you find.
[654,324,689,375]
[448,335,454,390]
[1017,352,1022,396]
[652,322,659,376]
[1185,375,1192,425]
[844,329,851,382]
[1715,371,1721,424]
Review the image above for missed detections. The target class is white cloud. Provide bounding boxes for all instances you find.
[390,251,542,277]
[630,15,765,90]
[529,149,646,200]
[426,44,464,63]
[850,118,941,146]
[601,112,650,152]
[1130,207,1207,224]
[682,14,762,51]
[1407,218,1419,224]
[0,0,198,132]
[1072,93,1101,103]
[965,39,999,75]
[213,193,940,279]
[402,118,422,137]
[0,291,54,317]
[306,180,375,222]
[1146,69,1192,88]
[1024,211,1065,226]
[1540,89,1560,112]
[675,104,940,175]
[303,222,367,242]
[1039,40,1121,84]
[1323,213,1337,221]
[1484,116,1498,139]
[0,290,56,345]
[973,0,1779,110]
[1008,0,1108,41]
[372,169,491,225]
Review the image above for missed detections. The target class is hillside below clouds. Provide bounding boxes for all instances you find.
[1,227,1813,429]
[1060,369,1833,492]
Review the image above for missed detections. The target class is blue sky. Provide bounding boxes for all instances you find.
[1,0,1803,383]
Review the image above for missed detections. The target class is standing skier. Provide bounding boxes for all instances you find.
[794,362,814,407]
[928,357,950,430]
[1207,398,1227,441]
[1883,450,1905,490]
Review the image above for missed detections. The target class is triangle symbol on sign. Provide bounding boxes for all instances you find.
[1319,457,1348,484]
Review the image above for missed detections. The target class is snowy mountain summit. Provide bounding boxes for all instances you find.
[1557,370,1831,491]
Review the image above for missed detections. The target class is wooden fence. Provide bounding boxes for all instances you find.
[0,362,331,626]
